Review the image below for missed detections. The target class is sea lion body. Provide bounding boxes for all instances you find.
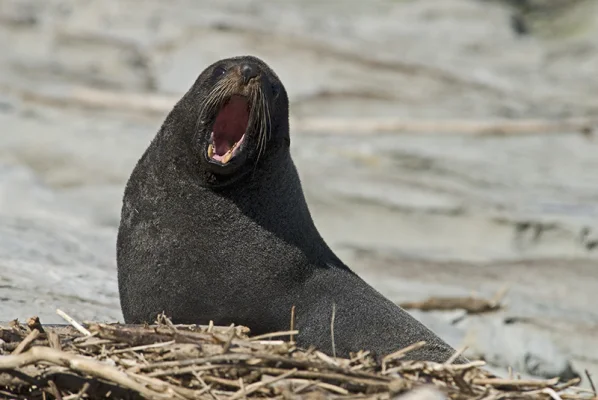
[117,55,461,362]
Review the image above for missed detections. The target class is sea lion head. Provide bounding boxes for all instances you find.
[183,55,289,184]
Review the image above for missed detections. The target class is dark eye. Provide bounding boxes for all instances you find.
[212,65,226,78]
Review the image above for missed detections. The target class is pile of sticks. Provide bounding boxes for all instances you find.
[0,312,594,400]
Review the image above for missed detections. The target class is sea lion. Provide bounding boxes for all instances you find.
[117,55,462,362]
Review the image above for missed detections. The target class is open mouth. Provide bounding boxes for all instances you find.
[207,95,250,165]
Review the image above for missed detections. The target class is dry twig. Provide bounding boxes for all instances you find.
[0,318,591,400]
[585,370,597,397]
[56,309,91,336]
[11,328,40,355]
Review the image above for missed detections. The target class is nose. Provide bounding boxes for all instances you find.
[241,64,258,84]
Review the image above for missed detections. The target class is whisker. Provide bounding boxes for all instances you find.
[251,87,265,174]
[261,89,271,157]
[263,89,272,141]
[259,90,269,159]
[197,77,238,133]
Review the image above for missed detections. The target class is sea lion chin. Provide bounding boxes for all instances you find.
[117,55,464,364]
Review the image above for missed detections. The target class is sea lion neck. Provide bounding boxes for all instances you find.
[190,139,329,259]
[139,111,326,259]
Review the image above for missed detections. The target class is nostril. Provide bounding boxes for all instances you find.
[241,64,258,83]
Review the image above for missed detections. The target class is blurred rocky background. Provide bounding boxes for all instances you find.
[1,0,597,387]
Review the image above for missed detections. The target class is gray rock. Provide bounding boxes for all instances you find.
[458,315,580,381]
[392,386,447,400]
[0,214,121,324]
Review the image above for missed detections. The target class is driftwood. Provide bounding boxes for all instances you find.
[291,116,596,136]
[399,296,503,314]
[0,310,594,400]
[2,83,596,136]
[399,288,508,315]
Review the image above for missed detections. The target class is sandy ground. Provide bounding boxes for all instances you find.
[1,0,597,386]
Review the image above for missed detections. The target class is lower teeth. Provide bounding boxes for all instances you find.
[222,150,233,164]
[208,142,238,164]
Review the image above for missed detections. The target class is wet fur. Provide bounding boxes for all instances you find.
[117,55,463,362]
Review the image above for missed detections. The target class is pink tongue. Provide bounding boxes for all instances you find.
[212,96,249,156]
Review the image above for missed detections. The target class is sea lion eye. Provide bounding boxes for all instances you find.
[213,66,226,78]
